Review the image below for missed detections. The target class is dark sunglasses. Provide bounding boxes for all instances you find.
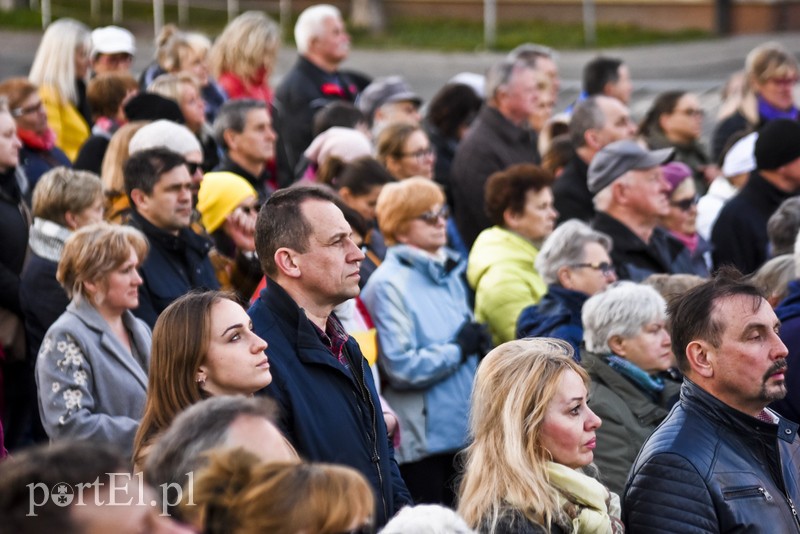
[185,161,203,175]
[571,261,615,275]
[239,203,261,215]
[416,205,449,225]
[670,194,699,212]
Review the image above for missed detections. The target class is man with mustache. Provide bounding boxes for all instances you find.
[623,268,800,533]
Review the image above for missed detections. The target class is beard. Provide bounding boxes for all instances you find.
[759,359,789,402]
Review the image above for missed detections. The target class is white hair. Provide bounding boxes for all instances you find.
[294,4,341,55]
[535,220,613,285]
[582,281,666,354]
[29,18,92,105]
[128,120,201,156]
[380,505,476,534]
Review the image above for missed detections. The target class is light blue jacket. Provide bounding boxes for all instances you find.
[361,245,477,464]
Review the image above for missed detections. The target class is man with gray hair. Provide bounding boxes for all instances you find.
[553,95,637,224]
[588,139,694,281]
[451,58,540,249]
[275,4,363,178]
[212,99,277,200]
[143,395,297,519]
[772,229,800,423]
[507,42,560,100]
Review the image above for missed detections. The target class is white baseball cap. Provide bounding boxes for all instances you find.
[91,26,136,58]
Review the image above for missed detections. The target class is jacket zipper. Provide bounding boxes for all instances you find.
[788,498,800,530]
[723,486,773,501]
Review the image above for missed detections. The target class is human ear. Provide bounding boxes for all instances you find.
[274,248,301,278]
[608,335,626,356]
[129,188,148,211]
[556,266,573,288]
[685,340,714,378]
[64,210,79,231]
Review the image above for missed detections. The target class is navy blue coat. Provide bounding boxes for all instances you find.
[516,285,588,359]
[249,280,412,526]
[773,279,800,423]
[19,145,71,190]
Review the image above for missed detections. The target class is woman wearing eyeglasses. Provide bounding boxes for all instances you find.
[467,163,558,346]
[361,177,488,507]
[376,122,435,180]
[580,282,680,495]
[658,162,711,278]
[516,220,616,359]
[639,90,717,193]
[197,172,262,302]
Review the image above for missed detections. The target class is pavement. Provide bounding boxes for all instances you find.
[3,26,800,135]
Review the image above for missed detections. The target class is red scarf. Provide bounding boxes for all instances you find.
[17,127,56,151]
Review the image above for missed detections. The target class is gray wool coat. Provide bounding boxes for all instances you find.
[35,298,151,458]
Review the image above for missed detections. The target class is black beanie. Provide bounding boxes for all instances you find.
[755,119,800,170]
[123,92,184,123]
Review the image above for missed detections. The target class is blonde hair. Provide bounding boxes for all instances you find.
[186,450,374,534]
[210,11,280,81]
[375,177,445,245]
[148,72,198,103]
[29,18,91,105]
[32,167,103,226]
[100,120,149,197]
[57,222,148,301]
[458,338,588,532]
[746,41,798,85]
[376,122,420,167]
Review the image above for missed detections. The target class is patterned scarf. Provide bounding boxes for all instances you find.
[546,462,624,534]
[605,354,665,400]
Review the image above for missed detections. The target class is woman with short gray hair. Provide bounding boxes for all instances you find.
[516,220,616,356]
[579,281,680,495]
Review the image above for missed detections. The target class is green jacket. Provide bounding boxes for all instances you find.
[582,351,681,495]
[467,226,547,346]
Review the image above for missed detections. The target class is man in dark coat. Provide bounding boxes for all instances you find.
[248,186,411,527]
[450,57,541,250]
[624,271,800,533]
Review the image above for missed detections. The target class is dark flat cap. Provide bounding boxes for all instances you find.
[755,119,800,170]
[588,140,673,195]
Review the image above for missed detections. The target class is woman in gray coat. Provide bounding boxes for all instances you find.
[36,223,150,458]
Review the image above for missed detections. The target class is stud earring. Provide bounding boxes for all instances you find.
[197,376,206,387]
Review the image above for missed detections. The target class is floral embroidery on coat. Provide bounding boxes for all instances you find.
[40,333,88,427]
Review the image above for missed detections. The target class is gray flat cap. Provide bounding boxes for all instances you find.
[587,140,673,195]
[357,76,422,120]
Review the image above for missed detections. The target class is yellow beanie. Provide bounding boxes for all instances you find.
[197,172,258,233]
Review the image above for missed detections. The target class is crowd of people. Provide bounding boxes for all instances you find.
[0,4,799,533]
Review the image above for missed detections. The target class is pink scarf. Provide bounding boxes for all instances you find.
[669,230,699,254]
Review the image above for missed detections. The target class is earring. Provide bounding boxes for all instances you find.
[197,376,206,387]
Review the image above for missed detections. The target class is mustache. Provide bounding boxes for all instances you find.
[764,360,788,381]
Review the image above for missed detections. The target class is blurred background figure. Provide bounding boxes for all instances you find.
[468,164,557,345]
[0,78,71,188]
[184,451,374,534]
[517,220,616,357]
[380,504,476,534]
[458,338,622,533]
[299,126,372,183]
[581,282,680,494]
[28,18,92,161]
[358,75,422,136]
[98,120,148,222]
[377,122,435,180]
[90,26,136,76]
[36,223,150,458]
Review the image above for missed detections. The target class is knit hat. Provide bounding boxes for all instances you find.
[124,93,184,123]
[197,172,257,233]
[587,140,673,195]
[722,132,758,178]
[661,161,693,194]
[755,119,800,170]
[91,26,136,58]
[128,120,201,156]
[357,76,422,121]
[303,127,373,166]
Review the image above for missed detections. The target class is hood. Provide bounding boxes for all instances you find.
[467,226,539,288]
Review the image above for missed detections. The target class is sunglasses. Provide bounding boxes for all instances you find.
[416,205,449,225]
[239,203,261,216]
[185,161,203,175]
[571,261,615,275]
[670,194,699,212]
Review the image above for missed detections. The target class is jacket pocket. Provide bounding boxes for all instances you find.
[723,486,773,502]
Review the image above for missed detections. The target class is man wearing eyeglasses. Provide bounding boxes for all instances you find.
[588,140,695,282]
[712,119,800,275]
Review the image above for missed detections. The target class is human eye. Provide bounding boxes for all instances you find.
[569,403,582,416]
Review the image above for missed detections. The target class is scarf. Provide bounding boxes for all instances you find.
[757,94,799,122]
[546,462,624,534]
[669,229,699,254]
[605,354,664,400]
[17,127,56,151]
[29,218,71,262]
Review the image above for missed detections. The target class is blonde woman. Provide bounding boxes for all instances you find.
[458,338,624,534]
[210,11,281,105]
[99,120,148,222]
[28,18,92,161]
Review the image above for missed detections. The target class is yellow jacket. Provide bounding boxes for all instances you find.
[40,85,89,161]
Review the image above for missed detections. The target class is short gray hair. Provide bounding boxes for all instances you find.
[768,196,800,257]
[582,281,667,354]
[485,58,531,102]
[506,42,558,67]
[535,220,612,285]
[750,253,795,303]
[381,504,476,534]
[569,96,605,148]
[212,98,267,149]
[143,396,277,516]
[294,4,341,55]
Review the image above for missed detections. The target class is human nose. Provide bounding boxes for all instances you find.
[772,331,789,359]
[251,331,268,353]
[349,237,365,262]
[605,268,617,283]
[661,329,672,347]
[132,268,143,286]
[586,406,602,430]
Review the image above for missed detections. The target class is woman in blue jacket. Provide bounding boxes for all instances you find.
[362,177,490,507]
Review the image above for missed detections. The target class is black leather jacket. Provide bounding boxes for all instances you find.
[623,379,800,533]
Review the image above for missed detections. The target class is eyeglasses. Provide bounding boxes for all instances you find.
[401,147,434,160]
[97,53,134,65]
[239,203,261,215]
[767,76,799,86]
[670,194,699,212]
[571,261,615,275]
[11,101,44,117]
[416,205,449,225]
[676,108,704,118]
[184,161,203,175]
